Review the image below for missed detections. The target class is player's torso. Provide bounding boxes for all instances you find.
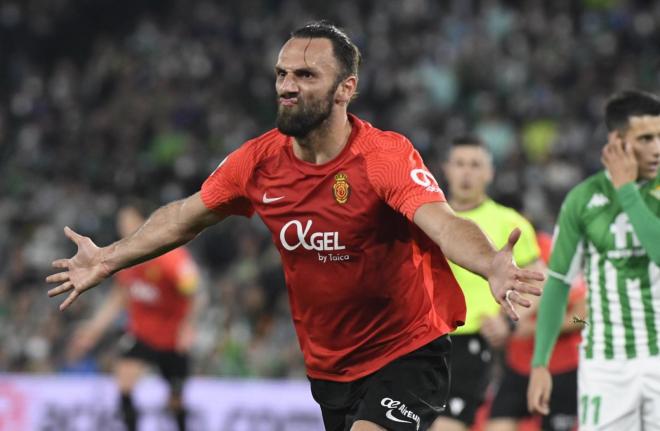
[245,147,409,305]
[122,255,188,313]
[577,174,660,359]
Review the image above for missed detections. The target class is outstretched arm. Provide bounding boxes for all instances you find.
[413,201,544,320]
[47,192,225,310]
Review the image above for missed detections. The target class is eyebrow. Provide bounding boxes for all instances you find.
[274,66,317,75]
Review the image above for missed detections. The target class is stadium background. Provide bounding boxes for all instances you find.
[0,0,658,429]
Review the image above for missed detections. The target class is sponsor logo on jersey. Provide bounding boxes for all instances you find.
[586,193,609,209]
[608,212,644,259]
[380,397,420,430]
[410,168,442,193]
[650,185,660,200]
[332,172,350,204]
[279,219,346,252]
[128,281,160,303]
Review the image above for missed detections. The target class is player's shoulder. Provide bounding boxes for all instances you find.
[237,128,288,162]
[562,170,610,210]
[352,115,415,157]
[488,200,536,235]
[488,200,525,219]
[569,170,608,194]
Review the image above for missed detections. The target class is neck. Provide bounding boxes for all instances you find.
[292,111,352,164]
[449,194,488,212]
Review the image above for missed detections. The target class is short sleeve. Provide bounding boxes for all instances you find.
[365,134,445,220]
[548,187,585,284]
[200,146,255,218]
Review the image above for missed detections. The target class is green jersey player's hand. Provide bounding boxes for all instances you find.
[602,132,638,188]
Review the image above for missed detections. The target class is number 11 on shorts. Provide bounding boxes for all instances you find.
[580,394,601,426]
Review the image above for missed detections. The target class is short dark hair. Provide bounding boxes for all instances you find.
[445,135,492,162]
[291,21,361,81]
[451,135,487,149]
[605,90,660,131]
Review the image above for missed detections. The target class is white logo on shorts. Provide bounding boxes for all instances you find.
[381,397,420,430]
[386,409,413,424]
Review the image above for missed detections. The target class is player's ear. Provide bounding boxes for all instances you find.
[335,76,357,105]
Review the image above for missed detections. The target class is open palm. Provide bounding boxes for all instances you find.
[46,226,112,310]
[488,228,544,320]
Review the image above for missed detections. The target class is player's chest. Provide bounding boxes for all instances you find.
[245,157,385,250]
[583,188,660,256]
[123,266,170,304]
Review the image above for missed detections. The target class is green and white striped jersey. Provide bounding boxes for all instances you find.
[549,171,660,360]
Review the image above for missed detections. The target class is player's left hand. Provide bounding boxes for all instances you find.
[488,228,545,321]
[602,131,637,189]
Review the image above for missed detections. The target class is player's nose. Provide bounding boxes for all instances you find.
[278,74,299,94]
[652,136,660,155]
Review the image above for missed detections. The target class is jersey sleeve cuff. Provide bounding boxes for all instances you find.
[405,193,446,221]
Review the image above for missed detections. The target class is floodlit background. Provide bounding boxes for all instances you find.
[1,0,659,429]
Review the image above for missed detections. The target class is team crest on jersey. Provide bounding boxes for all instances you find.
[651,185,660,200]
[332,172,350,204]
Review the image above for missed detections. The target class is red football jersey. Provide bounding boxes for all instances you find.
[201,114,466,381]
[115,247,198,350]
[506,232,584,374]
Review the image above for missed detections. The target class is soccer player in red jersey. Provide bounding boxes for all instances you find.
[485,231,584,431]
[47,22,543,431]
[67,204,201,431]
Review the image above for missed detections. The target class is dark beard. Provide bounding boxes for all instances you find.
[276,89,335,138]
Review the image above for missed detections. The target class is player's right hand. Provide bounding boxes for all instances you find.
[602,131,637,189]
[527,366,552,415]
[46,226,112,311]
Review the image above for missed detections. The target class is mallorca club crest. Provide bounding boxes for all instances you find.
[332,172,350,204]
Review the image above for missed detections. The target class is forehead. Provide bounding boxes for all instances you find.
[448,145,491,162]
[627,115,660,135]
[276,37,338,72]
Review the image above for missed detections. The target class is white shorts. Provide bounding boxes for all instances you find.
[578,355,660,430]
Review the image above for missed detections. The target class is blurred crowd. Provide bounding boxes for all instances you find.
[1,0,659,377]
